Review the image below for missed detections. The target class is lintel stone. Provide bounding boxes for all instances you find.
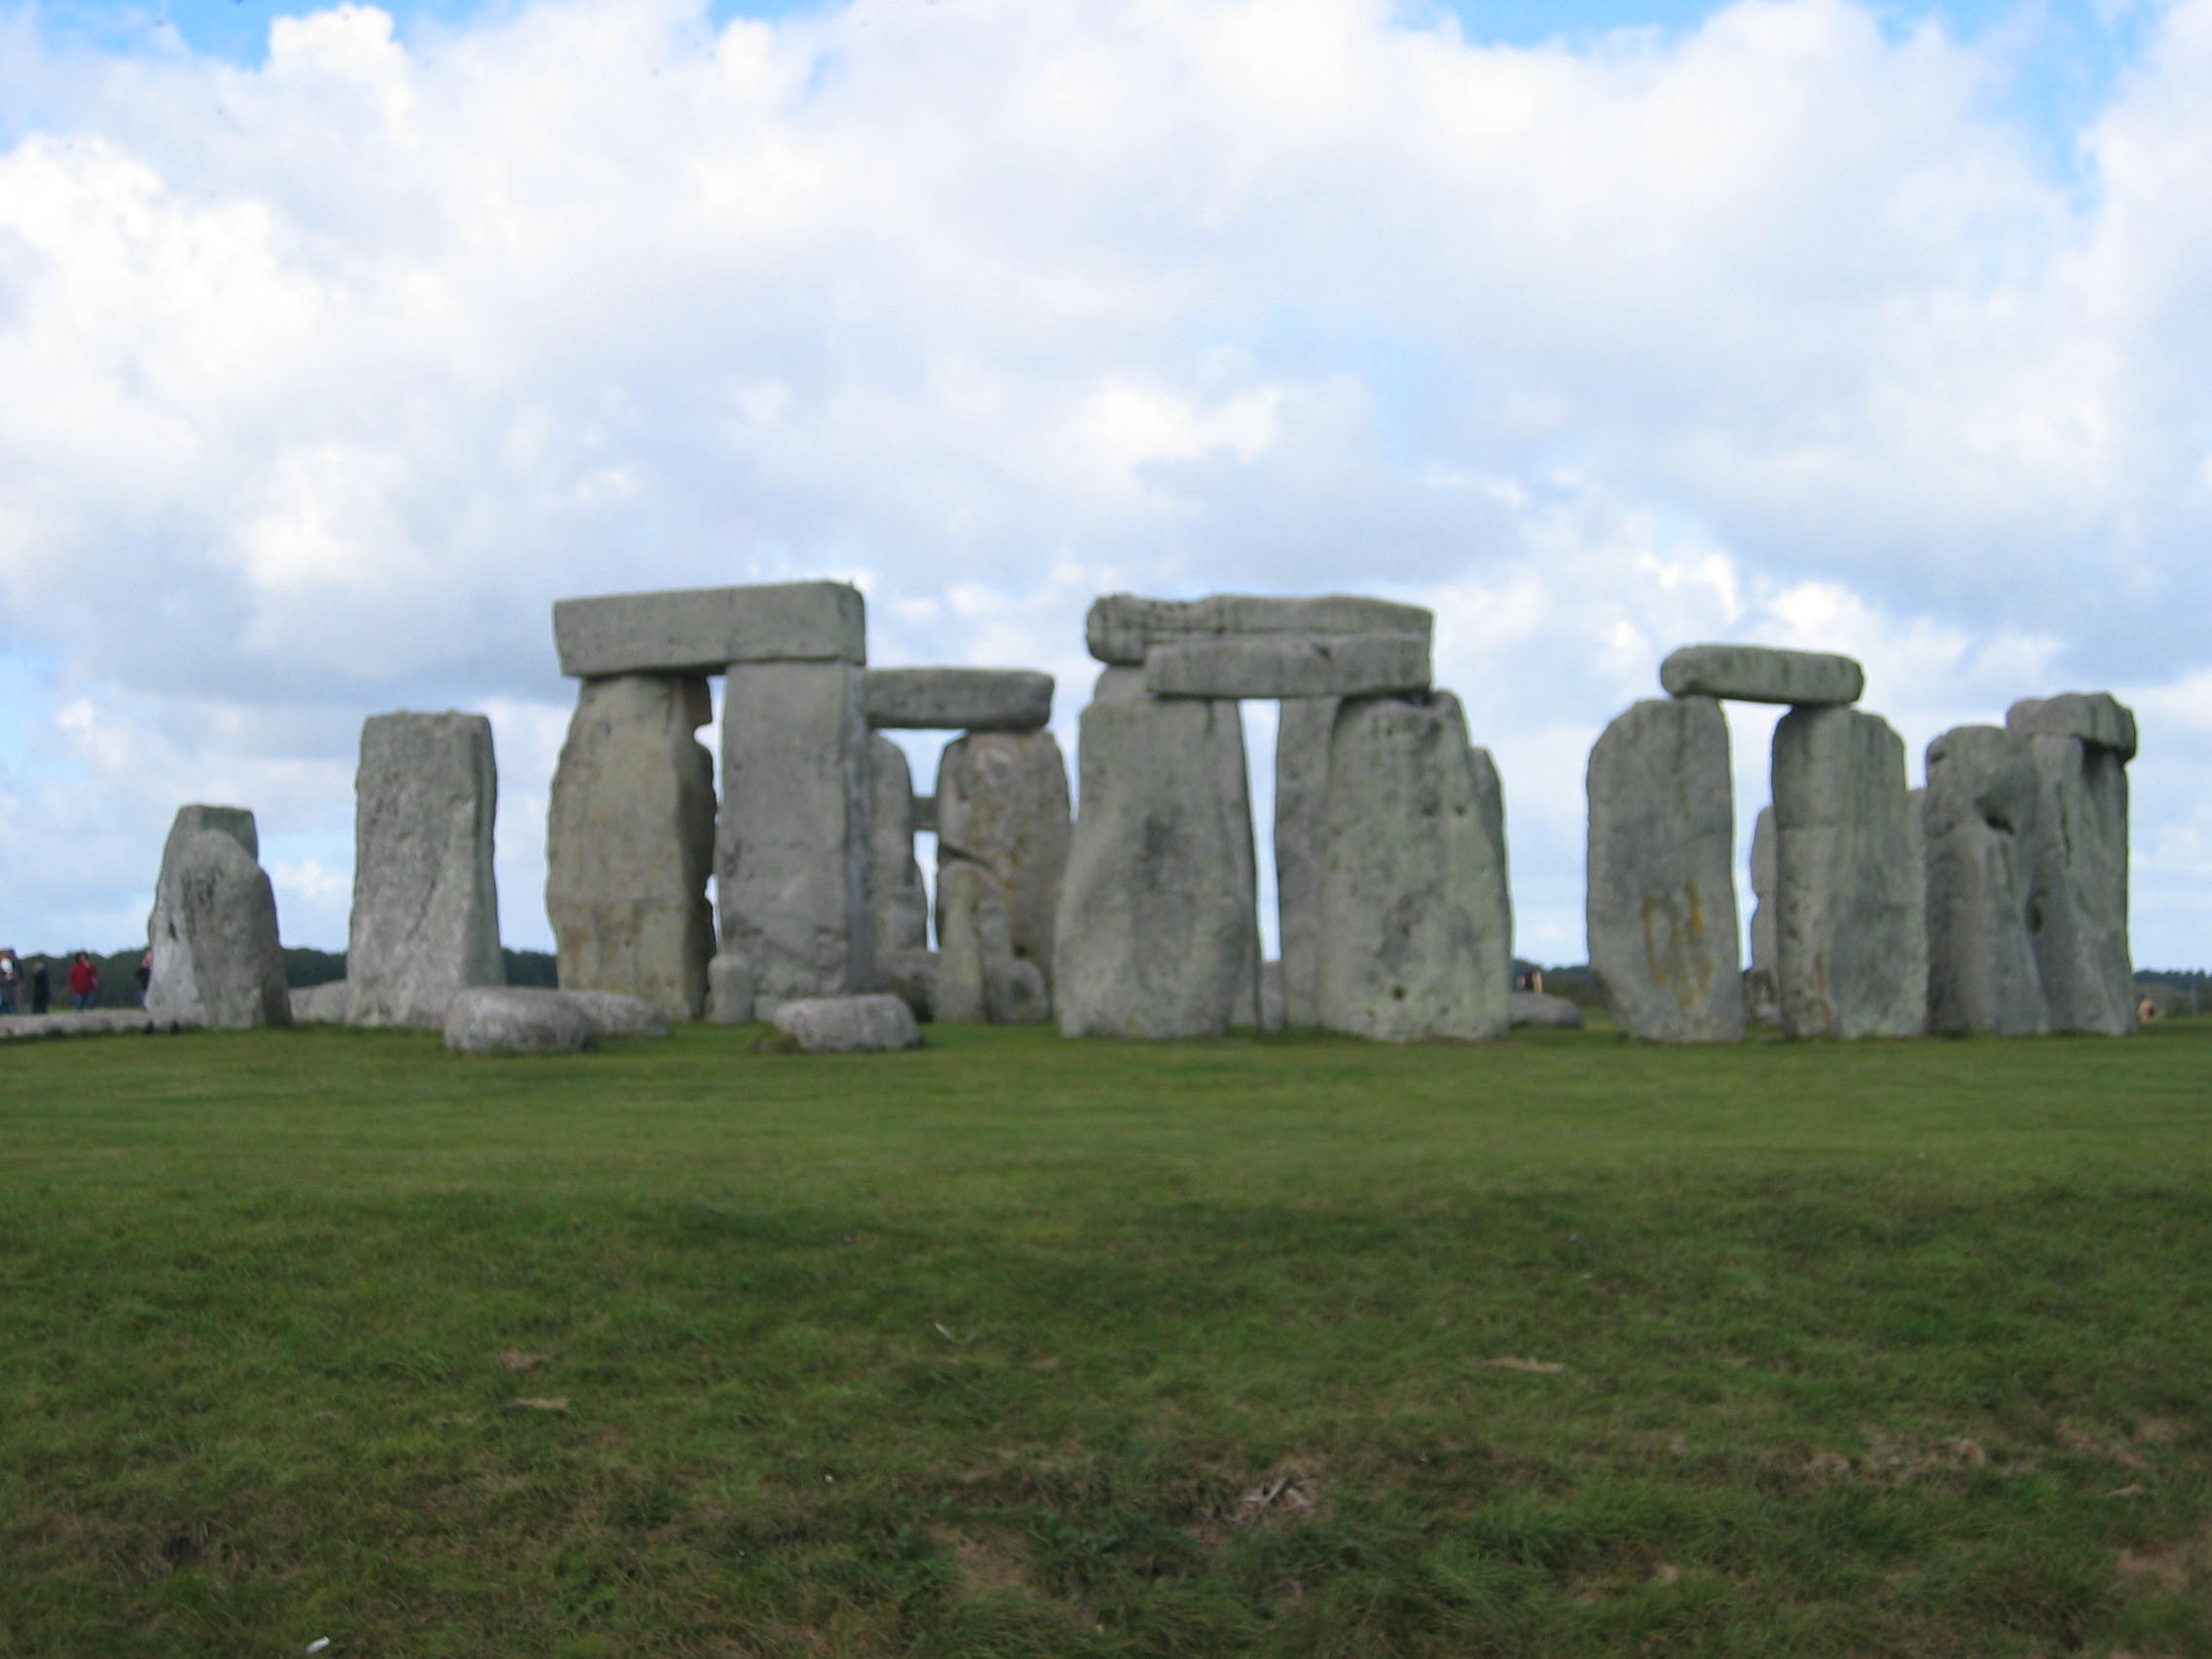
[1660,644,1864,707]
[554,581,865,678]
[1145,633,1431,700]
[1086,593,1432,666]
[863,668,1052,731]
[2006,691,2137,760]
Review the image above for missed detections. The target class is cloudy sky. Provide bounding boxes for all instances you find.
[1,0,2207,973]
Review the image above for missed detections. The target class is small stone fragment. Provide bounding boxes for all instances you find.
[1659,645,1865,707]
[1086,593,1433,665]
[772,993,923,1052]
[1144,633,1431,700]
[444,987,592,1055]
[554,581,866,677]
[862,668,1053,731]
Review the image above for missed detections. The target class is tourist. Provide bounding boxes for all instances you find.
[69,951,99,1013]
[0,948,17,1014]
[28,956,51,1014]
[136,948,152,1003]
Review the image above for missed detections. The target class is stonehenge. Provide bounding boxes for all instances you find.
[2011,694,2136,1034]
[935,728,1070,1024]
[1923,725,2046,1036]
[145,804,292,1028]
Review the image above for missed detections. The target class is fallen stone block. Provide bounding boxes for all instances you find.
[554,581,865,678]
[560,988,674,1038]
[1145,633,1430,700]
[1509,991,1584,1029]
[1086,593,1433,665]
[1660,644,1864,707]
[863,668,1053,731]
[1923,724,2047,1036]
[444,987,592,1055]
[289,981,350,1023]
[772,993,923,1052]
[2006,691,2137,761]
[146,804,292,1029]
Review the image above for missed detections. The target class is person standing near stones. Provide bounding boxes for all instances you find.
[28,955,51,1014]
[0,948,17,1014]
[136,947,153,1003]
[68,951,99,1012]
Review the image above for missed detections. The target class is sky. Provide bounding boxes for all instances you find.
[1,0,2208,975]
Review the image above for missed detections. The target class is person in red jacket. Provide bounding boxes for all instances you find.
[68,951,99,1013]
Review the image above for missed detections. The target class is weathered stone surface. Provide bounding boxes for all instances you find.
[554,581,865,678]
[1273,697,1337,1029]
[1145,634,1430,700]
[2023,732,2135,1034]
[0,1010,177,1042]
[1053,685,1260,1038]
[863,669,1052,732]
[718,661,873,1013]
[546,675,716,1020]
[1585,698,1745,1042]
[443,987,590,1054]
[1469,744,1511,945]
[1259,960,1286,1031]
[1922,726,2046,1036]
[350,713,504,1028]
[868,736,929,954]
[289,980,350,1023]
[878,947,940,1021]
[145,805,292,1029]
[561,988,675,1038]
[1087,593,1434,665]
[913,794,938,834]
[706,953,756,1025]
[1660,645,1864,707]
[1745,804,1781,1025]
[772,993,923,1052]
[936,862,1051,1025]
[1316,693,1511,1042]
[936,729,1071,994]
[2007,691,2137,761]
[1772,706,1928,1039]
[1509,991,1585,1028]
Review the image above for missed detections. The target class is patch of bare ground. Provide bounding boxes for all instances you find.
[929,1525,1031,1596]
[2116,1524,2212,1593]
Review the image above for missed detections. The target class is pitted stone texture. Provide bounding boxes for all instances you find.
[1922,725,2047,1036]
[561,989,675,1038]
[1746,805,1781,1026]
[555,581,865,677]
[2008,691,2137,761]
[706,953,756,1025]
[1053,689,1260,1038]
[1145,634,1431,700]
[145,804,292,1029]
[936,730,1071,992]
[773,993,923,1052]
[444,987,591,1055]
[868,736,929,954]
[1316,693,1511,1043]
[1772,706,1928,1039]
[1273,697,1337,1029]
[1660,645,1864,707]
[1510,992,1585,1029]
[863,669,1052,732]
[289,981,350,1023]
[350,713,504,1028]
[718,661,873,1013]
[1585,698,1745,1042]
[1087,593,1434,666]
[546,675,716,1020]
[2024,733,2135,1034]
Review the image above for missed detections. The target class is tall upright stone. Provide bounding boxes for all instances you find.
[1585,697,1745,1041]
[936,730,1071,994]
[1053,669,1259,1038]
[1771,706,1927,1040]
[145,804,291,1028]
[718,660,873,1013]
[545,675,717,1020]
[1316,693,1510,1042]
[1746,805,1781,1025]
[350,713,504,1027]
[1273,697,1338,1029]
[869,735,929,954]
[2009,693,2135,1035]
[936,860,1049,1025]
[1923,724,2046,1036]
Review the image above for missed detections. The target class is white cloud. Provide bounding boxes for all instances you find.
[0,0,2206,969]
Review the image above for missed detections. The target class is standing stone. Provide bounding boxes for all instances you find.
[706,952,756,1025]
[1771,706,1927,1040]
[1317,693,1511,1042]
[1923,725,2047,1036]
[937,861,1049,1024]
[1585,698,1745,1042]
[350,713,503,1027]
[718,661,873,1014]
[1053,669,1260,1038]
[545,675,716,1020]
[2013,707,2135,1035]
[1746,805,1781,1026]
[936,729,1071,993]
[869,735,929,954]
[145,804,291,1028]
[1273,698,1338,1029]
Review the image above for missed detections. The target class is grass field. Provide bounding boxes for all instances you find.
[4,1017,2210,1658]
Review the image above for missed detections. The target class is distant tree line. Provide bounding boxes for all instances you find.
[15,945,559,1009]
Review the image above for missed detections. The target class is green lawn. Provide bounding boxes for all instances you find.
[3,1018,2210,1657]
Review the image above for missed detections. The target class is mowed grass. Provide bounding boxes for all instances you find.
[4,1019,2211,1658]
